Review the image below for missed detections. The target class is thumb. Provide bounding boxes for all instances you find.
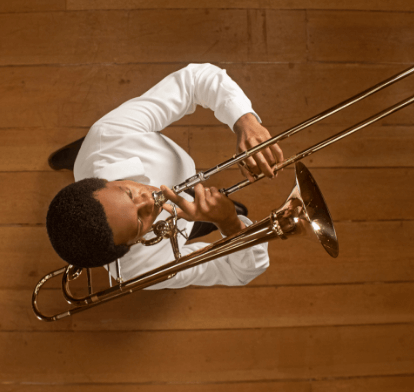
[160,185,180,203]
[160,185,190,220]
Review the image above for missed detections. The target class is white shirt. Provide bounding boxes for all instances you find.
[74,63,269,289]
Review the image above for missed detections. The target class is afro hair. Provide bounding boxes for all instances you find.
[46,178,130,268]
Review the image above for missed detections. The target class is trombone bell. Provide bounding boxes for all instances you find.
[274,162,338,257]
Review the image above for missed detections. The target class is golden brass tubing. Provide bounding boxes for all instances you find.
[153,65,414,204]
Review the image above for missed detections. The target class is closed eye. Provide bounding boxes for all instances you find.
[127,188,143,238]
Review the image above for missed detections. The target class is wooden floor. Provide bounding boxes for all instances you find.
[1,1,414,391]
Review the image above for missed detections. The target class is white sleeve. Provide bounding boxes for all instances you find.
[145,216,270,289]
[96,63,261,133]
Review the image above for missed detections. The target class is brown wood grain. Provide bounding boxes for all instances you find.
[0,168,411,223]
[0,128,87,172]
[0,172,74,225]
[7,282,414,331]
[2,123,413,172]
[313,376,414,392]
[0,382,311,392]
[1,325,413,383]
[3,9,414,66]
[1,3,413,388]
[2,220,414,290]
[3,219,413,290]
[0,127,188,171]
[66,0,414,12]
[202,167,413,221]
[0,0,65,13]
[2,376,414,392]
[189,124,414,169]
[263,220,414,286]
[0,10,306,66]
[0,64,412,130]
[308,10,414,64]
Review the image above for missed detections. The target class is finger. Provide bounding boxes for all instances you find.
[251,151,275,178]
[257,146,278,177]
[208,187,229,206]
[194,183,209,213]
[209,186,220,195]
[206,186,220,202]
[269,143,284,175]
[205,186,219,209]
[270,142,284,164]
[161,202,187,220]
[194,183,207,203]
[160,185,196,217]
[261,146,277,167]
[238,162,255,182]
[244,156,260,174]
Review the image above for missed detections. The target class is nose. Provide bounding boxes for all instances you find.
[133,190,154,215]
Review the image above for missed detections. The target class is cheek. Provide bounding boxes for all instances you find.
[141,215,157,236]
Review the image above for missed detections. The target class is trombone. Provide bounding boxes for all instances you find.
[32,65,414,321]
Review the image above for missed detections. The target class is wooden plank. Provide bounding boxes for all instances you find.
[313,376,414,392]
[2,123,413,172]
[3,220,413,290]
[202,167,414,221]
[2,376,414,392]
[0,167,412,223]
[0,127,188,171]
[0,168,414,225]
[67,0,414,12]
[1,325,413,383]
[0,0,65,13]
[0,63,186,129]
[0,10,306,66]
[189,124,414,169]
[0,64,412,130]
[0,172,74,225]
[263,220,414,286]
[0,128,87,171]
[0,381,312,392]
[7,282,414,331]
[308,10,414,64]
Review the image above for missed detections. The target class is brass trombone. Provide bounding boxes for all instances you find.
[32,65,414,322]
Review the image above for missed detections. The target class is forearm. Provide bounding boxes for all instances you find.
[98,64,260,135]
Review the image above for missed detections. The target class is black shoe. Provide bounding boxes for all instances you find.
[48,137,85,171]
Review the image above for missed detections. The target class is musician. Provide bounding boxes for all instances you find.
[46,63,283,288]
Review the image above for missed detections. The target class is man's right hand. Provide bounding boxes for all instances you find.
[161,184,245,236]
[234,113,284,182]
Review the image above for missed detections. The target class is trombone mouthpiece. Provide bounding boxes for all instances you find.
[152,190,167,207]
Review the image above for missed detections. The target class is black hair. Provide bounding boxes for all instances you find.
[46,178,130,268]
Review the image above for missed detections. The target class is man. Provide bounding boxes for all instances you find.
[46,63,283,289]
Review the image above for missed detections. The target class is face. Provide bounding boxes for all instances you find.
[94,180,162,246]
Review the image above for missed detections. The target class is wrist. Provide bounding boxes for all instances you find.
[234,113,259,135]
[215,215,245,237]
